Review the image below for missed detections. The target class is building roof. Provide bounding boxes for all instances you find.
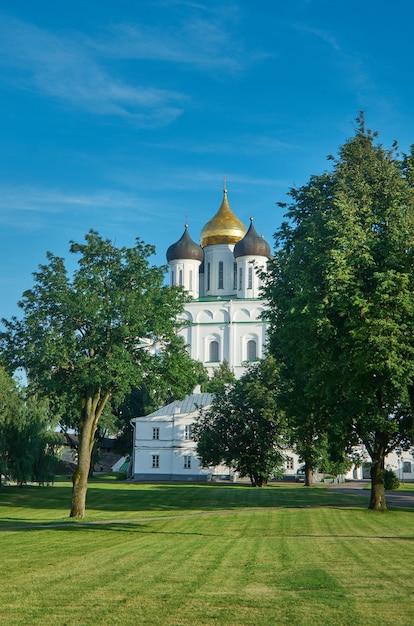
[132,392,214,420]
[200,187,247,247]
[234,218,271,259]
[166,224,204,262]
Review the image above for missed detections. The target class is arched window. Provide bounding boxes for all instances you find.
[179,269,183,286]
[239,267,243,290]
[247,339,257,361]
[209,340,219,362]
[189,270,193,291]
[233,262,237,290]
[207,262,211,291]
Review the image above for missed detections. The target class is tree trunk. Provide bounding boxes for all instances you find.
[70,412,95,518]
[304,464,314,487]
[70,388,111,518]
[369,457,387,511]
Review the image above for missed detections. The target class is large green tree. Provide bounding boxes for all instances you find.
[263,116,414,510]
[1,230,201,517]
[194,357,285,487]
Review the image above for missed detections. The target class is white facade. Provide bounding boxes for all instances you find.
[178,299,267,380]
[167,187,270,379]
[131,393,214,481]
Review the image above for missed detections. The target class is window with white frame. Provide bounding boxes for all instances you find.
[152,455,159,468]
[184,424,193,440]
[239,267,243,290]
[403,461,411,473]
[209,340,219,362]
[285,456,294,470]
[183,455,191,469]
[189,270,193,291]
[233,262,237,290]
[179,268,183,286]
[247,339,257,361]
[207,262,211,291]
[152,427,160,440]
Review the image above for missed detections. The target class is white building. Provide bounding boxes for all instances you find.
[131,185,271,480]
[131,393,214,481]
[166,184,270,379]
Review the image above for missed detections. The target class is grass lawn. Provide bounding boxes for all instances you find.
[1,480,413,625]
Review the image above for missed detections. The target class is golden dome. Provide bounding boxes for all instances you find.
[201,187,247,247]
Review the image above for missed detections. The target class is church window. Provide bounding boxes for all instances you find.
[247,340,257,361]
[239,267,243,290]
[152,455,159,468]
[184,455,191,469]
[209,340,219,362]
[248,266,253,289]
[207,262,211,291]
[233,262,237,290]
[218,261,224,289]
[179,269,183,286]
[184,425,193,440]
[189,270,193,291]
[171,271,175,286]
[152,427,160,440]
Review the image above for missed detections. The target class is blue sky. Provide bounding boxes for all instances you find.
[1,0,413,320]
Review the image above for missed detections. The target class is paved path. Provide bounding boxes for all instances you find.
[329,480,414,508]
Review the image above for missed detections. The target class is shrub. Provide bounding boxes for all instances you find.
[384,469,400,490]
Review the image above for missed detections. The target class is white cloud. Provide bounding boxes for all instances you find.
[0,185,164,230]
[92,16,243,71]
[0,14,185,125]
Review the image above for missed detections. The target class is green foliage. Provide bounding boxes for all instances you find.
[202,360,236,394]
[0,366,62,485]
[194,356,285,486]
[112,341,207,456]
[0,230,201,516]
[263,114,414,507]
[383,469,400,490]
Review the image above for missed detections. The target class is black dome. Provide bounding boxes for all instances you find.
[166,225,204,262]
[234,218,270,259]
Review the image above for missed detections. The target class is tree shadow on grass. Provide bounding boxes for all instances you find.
[2,482,407,532]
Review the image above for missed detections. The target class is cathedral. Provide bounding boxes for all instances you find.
[166,183,271,379]
[130,185,273,480]
[130,188,414,481]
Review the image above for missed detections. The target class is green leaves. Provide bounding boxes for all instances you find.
[263,115,414,505]
[194,357,285,487]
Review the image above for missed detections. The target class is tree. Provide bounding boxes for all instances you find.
[0,365,21,485]
[194,357,285,486]
[4,393,62,485]
[112,341,207,457]
[201,360,236,394]
[263,115,414,510]
[1,230,201,517]
[0,365,61,486]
